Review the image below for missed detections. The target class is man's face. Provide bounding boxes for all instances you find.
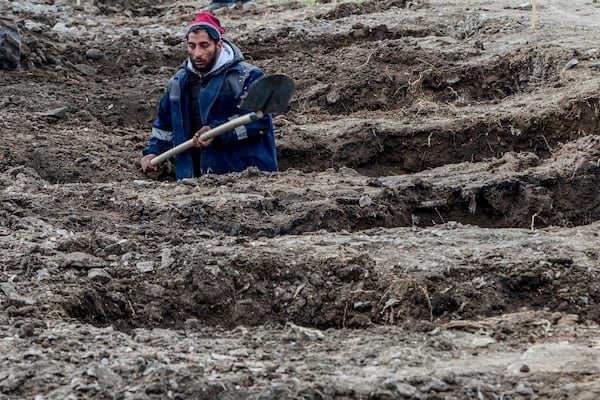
[187,30,222,74]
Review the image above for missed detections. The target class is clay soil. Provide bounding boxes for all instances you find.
[1,0,600,398]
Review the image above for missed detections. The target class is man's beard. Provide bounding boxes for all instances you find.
[194,55,217,74]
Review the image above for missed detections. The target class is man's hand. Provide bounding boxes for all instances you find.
[140,154,160,172]
[192,126,214,148]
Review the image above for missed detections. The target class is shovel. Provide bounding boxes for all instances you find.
[150,74,295,166]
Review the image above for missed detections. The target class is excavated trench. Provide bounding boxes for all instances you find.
[60,124,600,334]
[62,236,600,333]
[16,41,597,235]
[12,3,593,332]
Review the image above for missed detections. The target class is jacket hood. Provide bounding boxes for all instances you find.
[181,38,244,78]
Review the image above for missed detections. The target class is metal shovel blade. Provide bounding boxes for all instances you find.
[239,74,295,114]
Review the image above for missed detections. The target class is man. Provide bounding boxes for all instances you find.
[140,12,277,179]
[202,0,254,13]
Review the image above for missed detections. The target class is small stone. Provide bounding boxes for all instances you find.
[160,248,176,269]
[85,48,103,60]
[95,364,123,390]
[383,376,398,390]
[353,301,372,311]
[88,268,112,284]
[396,383,417,398]
[136,261,154,273]
[419,377,450,393]
[286,322,324,341]
[74,63,97,76]
[516,382,534,396]
[564,58,579,70]
[1,283,36,307]
[36,268,51,281]
[439,371,457,385]
[20,323,36,337]
[64,252,106,269]
[359,195,372,207]
[35,107,68,119]
[520,364,530,373]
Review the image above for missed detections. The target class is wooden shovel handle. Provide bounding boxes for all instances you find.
[150,111,263,166]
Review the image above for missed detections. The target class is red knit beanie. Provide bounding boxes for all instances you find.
[185,12,225,41]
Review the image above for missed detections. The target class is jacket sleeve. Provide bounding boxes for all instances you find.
[142,89,174,156]
[210,68,274,147]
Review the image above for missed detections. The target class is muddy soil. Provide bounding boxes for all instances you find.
[1,0,600,399]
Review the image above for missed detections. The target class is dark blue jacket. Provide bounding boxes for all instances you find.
[142,40,277,180]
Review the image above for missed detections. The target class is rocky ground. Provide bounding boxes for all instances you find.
[1,0,600,399]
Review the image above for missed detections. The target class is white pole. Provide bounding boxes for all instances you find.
[531,0,537,29]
